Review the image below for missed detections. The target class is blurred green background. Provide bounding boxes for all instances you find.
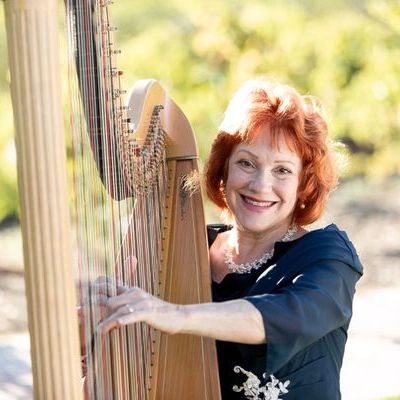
[0,1,400,399]
[0,0,400,223]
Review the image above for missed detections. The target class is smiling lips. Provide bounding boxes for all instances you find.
[241,194,277,208]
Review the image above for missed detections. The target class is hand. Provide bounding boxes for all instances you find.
[97,286,185,336]
[77,276,119,352]
[77,256,138,356]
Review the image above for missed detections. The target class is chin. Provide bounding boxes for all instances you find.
[237,220,275,234]
[235,212,293,234]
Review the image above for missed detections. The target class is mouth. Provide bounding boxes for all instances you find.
[240,194,277,208]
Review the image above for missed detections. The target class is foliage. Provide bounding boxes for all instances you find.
[379,397,400,400]
[0,0,400,221]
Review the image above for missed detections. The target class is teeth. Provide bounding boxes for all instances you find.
[243,196,274,207]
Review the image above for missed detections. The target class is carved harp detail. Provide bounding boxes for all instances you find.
[4,0,220,399]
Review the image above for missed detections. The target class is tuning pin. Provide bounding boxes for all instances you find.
[113,89,127,98]
[105,25,118,32]
[109,49,122,56]
[109,68,118,77]
[118,105,129,111]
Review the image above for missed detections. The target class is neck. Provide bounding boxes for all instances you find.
[228,223,293,263]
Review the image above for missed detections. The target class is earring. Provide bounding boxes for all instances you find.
[300,203,306,209]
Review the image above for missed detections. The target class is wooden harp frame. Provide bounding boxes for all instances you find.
[128,80,221,399]
[3,0,221,399]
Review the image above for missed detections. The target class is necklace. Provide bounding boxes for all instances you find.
[224,225,298,274]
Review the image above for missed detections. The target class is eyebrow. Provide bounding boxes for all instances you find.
[275,159,296,166]
[235,149,297,166]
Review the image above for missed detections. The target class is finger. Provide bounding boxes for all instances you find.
[91,277,120,296]
[116,284,129,295]
[80,294,109,311]
[88,295,109,312]
[92,276,115,287]
[77,297,110,329]
[127,255,138,283]
[115,256,138,293]
[106,287,147,312]
[97,304,143,334]
[77,304,85,316]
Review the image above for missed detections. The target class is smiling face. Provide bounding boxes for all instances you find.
[225,124,302,237]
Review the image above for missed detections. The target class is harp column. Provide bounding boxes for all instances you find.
[3,0,82,399]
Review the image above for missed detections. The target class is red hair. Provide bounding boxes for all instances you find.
[204,79,338,226]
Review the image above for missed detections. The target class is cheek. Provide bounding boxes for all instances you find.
[224,173,247,208]
[280,179,300,204]
[225,166,247,190]
[224,178,239,203]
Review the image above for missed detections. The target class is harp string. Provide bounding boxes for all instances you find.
[66,1,166,398]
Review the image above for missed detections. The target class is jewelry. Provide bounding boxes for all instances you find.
[125,304,134,313]
[224,225,298,274]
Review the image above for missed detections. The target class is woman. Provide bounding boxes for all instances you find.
[97,79,363,399]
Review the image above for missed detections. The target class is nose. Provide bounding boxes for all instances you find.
[248,169,273,194]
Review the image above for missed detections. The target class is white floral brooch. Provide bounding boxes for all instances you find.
[232,366,290,400]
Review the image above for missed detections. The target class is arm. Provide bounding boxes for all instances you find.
[181,299,265,344]
[245,260,362,374]
[97,286,265,344]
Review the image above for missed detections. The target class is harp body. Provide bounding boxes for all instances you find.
[127,81,221,399]
[4,0,221,398]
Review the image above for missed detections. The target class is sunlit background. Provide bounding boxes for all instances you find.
[0,0,399,399]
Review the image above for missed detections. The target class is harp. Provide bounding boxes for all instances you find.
[4,0,221,399]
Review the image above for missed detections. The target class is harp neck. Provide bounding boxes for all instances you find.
[126,79,200,160]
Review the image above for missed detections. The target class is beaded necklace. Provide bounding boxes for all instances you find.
[224,225,298,274]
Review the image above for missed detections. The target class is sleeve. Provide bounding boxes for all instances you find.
[244,260,361,375]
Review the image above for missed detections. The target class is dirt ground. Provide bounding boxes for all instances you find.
[0,177,399,399]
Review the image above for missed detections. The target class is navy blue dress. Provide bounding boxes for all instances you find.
[209,224,363,400]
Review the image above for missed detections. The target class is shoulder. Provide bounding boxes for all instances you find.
[288,223,363,275]
[300,224,356,254]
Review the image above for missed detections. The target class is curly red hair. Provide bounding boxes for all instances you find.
[204,79,339,226]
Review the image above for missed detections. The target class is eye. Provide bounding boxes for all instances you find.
[237,159,255,169]
[275,166,292,175]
